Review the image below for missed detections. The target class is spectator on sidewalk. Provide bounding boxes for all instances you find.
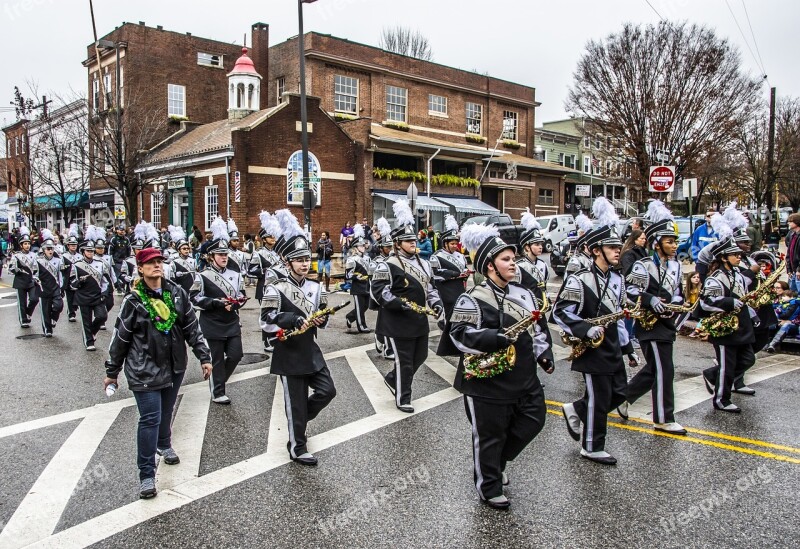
[787,213,800,293]
[417,230,433,260]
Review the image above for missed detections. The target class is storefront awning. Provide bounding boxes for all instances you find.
[372,192,449,212]
[433,196,499,215]
[33,191,89,210]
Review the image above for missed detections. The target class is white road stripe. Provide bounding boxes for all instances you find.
[0,408,122,549]
[156,389,211,491]
[422,354,458,383]
[345,350,397,414]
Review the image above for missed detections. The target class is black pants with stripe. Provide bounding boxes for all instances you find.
[282,367,336,457]
[208,336,243,398]
[572,369,627,453]
[79,303,107,346]
[39,295,63,335]
[17,286,39,325]
[463,386,546,500]
[65,288,78,319]
[626,340,675,424]
[384,335,428,406]
[704,344,755,408]
[345,293,369,331]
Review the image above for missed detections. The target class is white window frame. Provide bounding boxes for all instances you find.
[428,94,447,116]
[204,186,218,230]
[466,102,482,134]
[119,65,124,108]
[167,84,186,117]
[538,188,555,206]
[286,150,321,206]
[92,77,100,110]
[197,52,223,67]
[150,192,162,227]
[385,85,407,123]
[503,111,518,140]
[103,71,112,109]
[334,75,358,114]
[583,135,590,148]
[277,77,286,103]
[583,155,591,174]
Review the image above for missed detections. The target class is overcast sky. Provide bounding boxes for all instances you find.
[1,0,797,133]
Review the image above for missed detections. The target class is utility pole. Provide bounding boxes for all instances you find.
[766,87,776,233]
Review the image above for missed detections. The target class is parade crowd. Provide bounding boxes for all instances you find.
[3,200,799,509]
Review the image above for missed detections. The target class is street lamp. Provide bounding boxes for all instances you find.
[406,182,418,233]
[96,39,125,227]
[298,0,318,237]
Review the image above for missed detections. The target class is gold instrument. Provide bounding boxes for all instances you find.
[400,297,439,317]
[463,285,551,380]
[700,262,786,338]
[560,298,642,360]
[274,301,351,341]
[638,300,699,331]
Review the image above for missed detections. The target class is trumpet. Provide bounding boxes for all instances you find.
[273,301,351,341]
[638,299,699,331]
[400,297,439,317]
[560,297,642,360]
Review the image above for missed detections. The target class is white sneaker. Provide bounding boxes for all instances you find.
[212,395,231,405]
[654,422,687,435]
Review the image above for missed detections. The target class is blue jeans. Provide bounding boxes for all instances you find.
[132,371,184,480]
[769,323,799,348]
[789,273,800,294]
[318,259,331,276]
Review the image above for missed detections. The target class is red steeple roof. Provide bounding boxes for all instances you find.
[228,47,261,77]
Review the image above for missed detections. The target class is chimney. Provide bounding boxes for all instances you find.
[251,22,269,108]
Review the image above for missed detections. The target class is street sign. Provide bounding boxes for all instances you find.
[575,184,591,197]
[15,212,24,223]
[113,206,126,219]
[649,165,676,193]
[683,178,698,197]
[309,177,321,183]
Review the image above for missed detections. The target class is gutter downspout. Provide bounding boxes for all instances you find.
[426,148,441,227]
[225,156,231,218]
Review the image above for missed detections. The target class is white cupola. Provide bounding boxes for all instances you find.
[228,47,262,120]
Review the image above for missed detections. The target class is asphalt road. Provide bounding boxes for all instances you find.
[0,270,798,549]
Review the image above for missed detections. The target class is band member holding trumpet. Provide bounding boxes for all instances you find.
[192,217,247,405]
[261,214,336,466]
[344,223,372,333]
[555,198,630,465]
[449,225,553,510]
[431,214,469,357]
[619,201,687,435]
[370,199,444,413]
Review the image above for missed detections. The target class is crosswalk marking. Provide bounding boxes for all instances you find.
[157,389,211,491]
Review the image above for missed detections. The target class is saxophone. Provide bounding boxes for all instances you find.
[700,262,786,338]
[274,301,351,341]
[638,300,699,331]
[400,297,439,317]
[463,285,551,380]
[560,298,642,360]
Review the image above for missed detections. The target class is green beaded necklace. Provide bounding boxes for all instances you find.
[134,279,178,334]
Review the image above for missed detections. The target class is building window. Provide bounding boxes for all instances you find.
[595,136,602,150]
[277,77,286,103]
[503,111,518,140]
[583,155,590,174]
[150,192,162,228]
[428,94,447,116]
[606,160,612,175]
[197,52,223,67]
[334,75,358,114]
[584,135,590,148]
[538,188,554,206]
[385,85,407,123]
[104,71,112,109]
[93,77,100,110]
[204,186,218,230]
[119,65,124,108]
[606,136,612,150]
[287,150,321,206]
[466,102,482,134]
[34,212,48,230]
[168,84,186,117]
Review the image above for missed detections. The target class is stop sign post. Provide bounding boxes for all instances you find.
[649,166,676,193]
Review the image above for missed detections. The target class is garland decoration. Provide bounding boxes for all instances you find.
[134,279,178,334]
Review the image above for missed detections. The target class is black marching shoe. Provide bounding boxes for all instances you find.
[358,328,373,334]
[287,442,318,466]
[702,371,715,395]
[383,377,396,396]
[732,385,756,396]
[68,315,77,322]
[714,402,741,414]
[483,495,510,510]
[580,449,618,465]
[616,401,629,420]
[397,403,414,413]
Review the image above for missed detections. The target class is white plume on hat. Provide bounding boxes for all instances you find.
[710,213,733,240]
[168,224,186,243]
[460,223,499,253]
[592,197,619,229]
[520,207,541,231]
[723,202,748,231]
[227,218,239,236]
[40,228,54,242]
[19,225,30,237]
[144,222,159,244]
[85,225,102,241]
[646,199,674,223]
[211,216,229,243]
[275,208,304,239]
[352,223,365,239]
[376,217,392,239]
[575,213,593,234]
[444,214,459,233]
[134,221,148,242]
[392,199,415,228]
[68,223,79,238]
[259,211,282,239]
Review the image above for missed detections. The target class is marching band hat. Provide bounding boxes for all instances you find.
[440,214,460,243]
[207,217,231,254]
[519,209,544,247]
[283,234,312,260]
[709,237,742,258]
[79,239,96,252]
[391,199,417,242]
[18,226,31,244]
[585,225,623,249]
[461,224,515,275]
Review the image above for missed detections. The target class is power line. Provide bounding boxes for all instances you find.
[723,0,768,84]
[643,0,664,20]
[740,0,767,79]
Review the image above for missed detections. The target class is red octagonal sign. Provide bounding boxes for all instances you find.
[649,166,675,193]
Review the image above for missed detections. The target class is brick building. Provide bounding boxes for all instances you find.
[2,119,29,229]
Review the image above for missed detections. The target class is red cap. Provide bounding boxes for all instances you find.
[136,247,163,265]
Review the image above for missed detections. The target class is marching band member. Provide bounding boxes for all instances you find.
[370,199,444,413]
[61,224,81,322]
[192,217,247,405]
[619,201,686,434]
[344,223,372,333]
[449,224,553,510]
[249,211,283,353]
[564,212,594,277]
[36,229,64,337]
[370,217,395,360]
[168,225,199,295]
[9,225,40,328]
[261,213,336,466]
[225,218,246,274]
[90,226,116,328]
[699,215,757,413]
[431,214,469,357]
[70,234,112,351]
[555,198,629,465]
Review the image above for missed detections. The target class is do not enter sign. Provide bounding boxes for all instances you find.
[649,165,676,193]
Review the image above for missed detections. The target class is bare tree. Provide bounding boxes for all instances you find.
[775,98,800,210]
[379,26,433,61]
[8,86,40,225]
[566,21,762,203]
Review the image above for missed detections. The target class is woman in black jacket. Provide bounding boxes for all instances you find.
[619,229,648,276]
[103,247,212,499]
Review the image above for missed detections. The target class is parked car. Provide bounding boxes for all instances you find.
[675,216,705,261]
[461,213,525,249]
[549,238,573,278]
[535,214,576,253]
[778,207,793,235]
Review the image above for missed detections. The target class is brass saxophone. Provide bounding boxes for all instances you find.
[560,298,642,360]
[463,284,551,380]
[700,262,786,338]
[274,301,351,341]
[400,297,439,317]
[638,300,699,331]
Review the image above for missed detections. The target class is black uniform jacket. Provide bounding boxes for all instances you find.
[70,258,108,306]
[430,249,468,316]
[192,265,246,339]
[512,255,554,356]
[345,253,371,295]
[627,255,683,342]
[554,263,629,375]
[37,256,63,299]
[60,251,79,291]
[170,256,199,295]
[450,281,552,402]
[370,253,442,339]
[699,267,756,346]
[9,251,38,290]
[248,247,281,301]
[739,255,778,330]
[105,278,212,391]
[261,275,329,376]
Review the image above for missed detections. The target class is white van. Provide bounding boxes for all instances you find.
[535,214,576,252]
